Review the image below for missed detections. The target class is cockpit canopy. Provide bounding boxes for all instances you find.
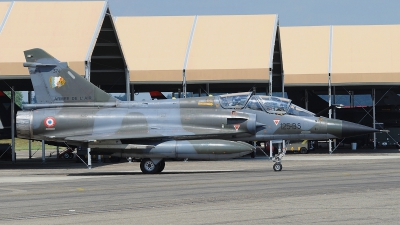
[219,92,315,117]
[219,92,251,109]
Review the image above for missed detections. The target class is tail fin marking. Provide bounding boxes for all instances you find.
[23,48,117,104]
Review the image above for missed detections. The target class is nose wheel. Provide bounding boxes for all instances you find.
[273,163,282,171]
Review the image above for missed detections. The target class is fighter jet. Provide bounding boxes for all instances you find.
[16,48,379,173]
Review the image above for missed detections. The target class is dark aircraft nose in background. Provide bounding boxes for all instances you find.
[341,120,380,138]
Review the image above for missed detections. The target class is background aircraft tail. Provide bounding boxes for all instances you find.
[150,91,167,100]
[23,48,117,104]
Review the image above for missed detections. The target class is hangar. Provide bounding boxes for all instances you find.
[114,14,283,97]
[1,0,400,160]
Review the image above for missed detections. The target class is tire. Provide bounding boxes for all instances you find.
[273,163,282,171]
[68,153,74,159]
[155,160,165,173]
[300,147,308,154]
[140,158,158,174]
[63,152,70,159]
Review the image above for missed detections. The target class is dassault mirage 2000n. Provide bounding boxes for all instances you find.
[16,48,379,173]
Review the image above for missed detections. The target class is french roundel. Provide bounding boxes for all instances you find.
[44,117,56,128]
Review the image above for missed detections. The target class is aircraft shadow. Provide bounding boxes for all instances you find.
[67,170,238,176]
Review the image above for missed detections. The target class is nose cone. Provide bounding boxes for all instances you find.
[340,120,379,138]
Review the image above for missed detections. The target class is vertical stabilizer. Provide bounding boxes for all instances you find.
[23,48,117,104]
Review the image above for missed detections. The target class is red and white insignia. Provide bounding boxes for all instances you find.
[44,116,56,128]
[273,119,280,126]
[234,124,240,131]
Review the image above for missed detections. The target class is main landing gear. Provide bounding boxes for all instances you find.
[140,158,165,174]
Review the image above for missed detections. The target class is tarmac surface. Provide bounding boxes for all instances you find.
[0,149,400,224]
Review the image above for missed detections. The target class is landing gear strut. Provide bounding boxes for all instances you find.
[271,140,287,172]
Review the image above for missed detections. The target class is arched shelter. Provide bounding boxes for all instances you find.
[114,14,284,97]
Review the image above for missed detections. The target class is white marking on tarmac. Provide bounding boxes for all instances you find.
[284,155,400,161]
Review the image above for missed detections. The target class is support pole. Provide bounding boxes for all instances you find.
[11,87,15,163]
[28,140,31,159]
[328,77,332,154]
[183,69,187,98]
[206,83,210,96]
[87,147,92,169]
[281,71,285,97]
[85,61,91,80]
[28,91,32,159]
[125,67,131,101]
[85,61,92,168]
[349,91,354,108]
[268,68,273,96]
[131,84,135,101]
[305,89,309,110]
[328,25,333,154]
[372,88,376,149]
[183,15,197,99]
[41,140,45,164]
[333,86,337,148]
[269,140,273,158]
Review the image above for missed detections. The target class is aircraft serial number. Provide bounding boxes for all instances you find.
[281,123,301,129]
[52,68,61,73]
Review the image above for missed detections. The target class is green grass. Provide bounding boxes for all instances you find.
[0,138,59,151]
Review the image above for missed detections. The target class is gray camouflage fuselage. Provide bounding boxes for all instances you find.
[15,48,379,173]
[18,97,352,143]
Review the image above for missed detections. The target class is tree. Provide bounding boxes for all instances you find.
[4,91,23,107]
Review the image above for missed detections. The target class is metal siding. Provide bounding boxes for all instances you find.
[186,15,276,83]
[280,26,330,86]
[331,25,400,85]
[0,1,106,76]
[114,16,194,83]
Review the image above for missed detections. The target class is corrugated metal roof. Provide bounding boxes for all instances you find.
[0,1,106,76]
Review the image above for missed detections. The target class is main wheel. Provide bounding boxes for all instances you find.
[140,158,158,174]
[300,147,308,154]
[155,160,165,173]
[273,163,282,171]
[63,152,70,159]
